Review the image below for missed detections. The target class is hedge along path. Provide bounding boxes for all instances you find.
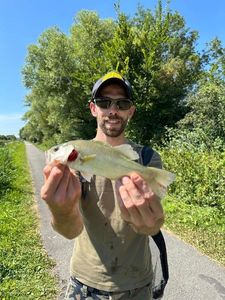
[160,145,225,267]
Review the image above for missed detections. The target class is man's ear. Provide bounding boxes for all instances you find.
[128,105,136,120]
[89,101,97,117]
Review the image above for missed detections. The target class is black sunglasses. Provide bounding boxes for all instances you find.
[93,97,133,110]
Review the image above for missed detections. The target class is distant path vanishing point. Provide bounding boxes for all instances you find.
[25,142,225,300]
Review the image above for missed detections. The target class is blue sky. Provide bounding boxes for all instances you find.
[1,0,225,136]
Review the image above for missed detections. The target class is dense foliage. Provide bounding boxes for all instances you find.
[21,1,203,144]
[159,130,225,266]
[177,38,225,144]
[0,135,17,141]
[160,132,225,215]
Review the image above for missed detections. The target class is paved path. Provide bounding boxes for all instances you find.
[25,142,225,300]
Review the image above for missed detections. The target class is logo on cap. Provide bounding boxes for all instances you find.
[102,71,123,82]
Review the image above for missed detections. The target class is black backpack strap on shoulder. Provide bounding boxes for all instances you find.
[141,145,169,299]
[141,145,154,166]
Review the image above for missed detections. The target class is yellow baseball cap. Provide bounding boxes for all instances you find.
[91,71,132,100]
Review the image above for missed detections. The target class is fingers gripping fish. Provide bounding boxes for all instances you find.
[46,140,176,198]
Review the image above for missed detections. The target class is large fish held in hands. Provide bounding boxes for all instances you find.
[46,140,175,198]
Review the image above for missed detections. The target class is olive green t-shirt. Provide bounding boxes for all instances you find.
[70,141,162,292]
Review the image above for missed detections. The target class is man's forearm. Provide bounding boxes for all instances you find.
[51,206,83,239]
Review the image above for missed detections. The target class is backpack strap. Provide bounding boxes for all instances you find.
[151,231,169,298]
[141,146,169,299]
[141,145,154,166]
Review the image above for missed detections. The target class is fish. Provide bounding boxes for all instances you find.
[46,140,175,198]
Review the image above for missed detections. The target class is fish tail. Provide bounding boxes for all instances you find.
[143,167,176,198]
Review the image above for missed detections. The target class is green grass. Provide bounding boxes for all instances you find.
[0,142,58,299]
[163,196,225,267]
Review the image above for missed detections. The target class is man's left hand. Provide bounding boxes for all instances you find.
[116,172,165,236]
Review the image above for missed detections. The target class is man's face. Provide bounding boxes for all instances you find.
[90,83,135,138]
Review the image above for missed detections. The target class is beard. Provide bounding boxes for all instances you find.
[99,115,129,137]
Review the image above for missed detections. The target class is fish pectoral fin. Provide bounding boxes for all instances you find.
[80,172,92,182]
[81,154,96,163]
[114,144,139,161]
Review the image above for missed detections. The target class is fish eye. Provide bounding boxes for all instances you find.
[53,146,59,152]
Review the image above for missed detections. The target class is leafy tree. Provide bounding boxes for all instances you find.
[22,27,75,142]
[22,3,204,145]
[22,11,115,143]
[104,1,202,144]
[0,135,17,141]
[178,39,225,145]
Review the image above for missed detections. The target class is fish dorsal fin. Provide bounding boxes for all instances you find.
[114,144,139,161]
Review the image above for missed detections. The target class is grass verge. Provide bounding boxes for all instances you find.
[163,196,225,267]
[0,142,58,299]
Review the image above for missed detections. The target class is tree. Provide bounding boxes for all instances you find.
[178,39,225,145]
[103,1,202,144]
[22,3,203,145]
[22,12,115,144]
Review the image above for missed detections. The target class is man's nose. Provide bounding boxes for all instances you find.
[108,102,119,113]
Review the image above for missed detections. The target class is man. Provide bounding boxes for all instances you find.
[41,71,165,299]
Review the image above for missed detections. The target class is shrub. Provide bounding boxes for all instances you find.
[159,130,225,214]
[0,146,16,196]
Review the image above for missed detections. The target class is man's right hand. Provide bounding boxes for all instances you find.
[40,163,83,239]
[41,163,81,214]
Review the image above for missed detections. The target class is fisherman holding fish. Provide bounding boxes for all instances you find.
[41,71,175,299]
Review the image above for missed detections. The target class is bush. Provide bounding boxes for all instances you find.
[159,129,225,214]
[0,146,16,196]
